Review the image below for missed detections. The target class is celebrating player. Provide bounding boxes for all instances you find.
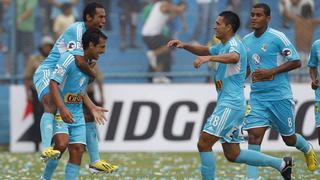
[34,2,117,173]
[168,11,293,180]
[40,28,107,180]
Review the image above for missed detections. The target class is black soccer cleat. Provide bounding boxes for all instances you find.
[281,157,293,180]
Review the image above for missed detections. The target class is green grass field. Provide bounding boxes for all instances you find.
[0,151,319,179]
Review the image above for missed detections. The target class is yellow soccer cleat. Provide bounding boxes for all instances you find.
[89,160,119,174]
[40,147,61,162]
[304,144,318,171]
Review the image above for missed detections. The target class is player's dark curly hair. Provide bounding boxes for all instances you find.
[82,28,108,50]
[83,2,104,22]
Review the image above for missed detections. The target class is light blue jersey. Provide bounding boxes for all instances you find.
[209,36,247,110]
[308,40,320,128]
[41,22,85,70]
[34,22,86,100]
[51,52,89,126]
[308,39,320,101]
[202,36,247,143]
[243,27,300,101]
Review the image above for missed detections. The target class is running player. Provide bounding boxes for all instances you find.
[243,3,317,179]
[308,39,320,146]
[168,11,293,180]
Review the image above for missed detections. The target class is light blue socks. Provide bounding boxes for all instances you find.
[65,163,80,180]
[40,113,54,149]
[235,149,282,171]
[246,144,261,179]
[199,152,216,180]
[42,159,59,180]
[86,122,100,163]
[294,133,311,153]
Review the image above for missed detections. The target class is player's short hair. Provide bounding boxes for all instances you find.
[218,11,240,33]
[253,3,271,16]
[82,28,108,50]
[83,2,104,22]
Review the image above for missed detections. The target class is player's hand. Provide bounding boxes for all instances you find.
[311,79,319,90]
[252,69,274,82]
[194,56,210,69]
[60,107,74,124]
[89,59,97,68]
[167,40,184,48]
[91,105,108,125]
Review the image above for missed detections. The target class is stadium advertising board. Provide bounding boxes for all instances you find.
[10,84,318,152]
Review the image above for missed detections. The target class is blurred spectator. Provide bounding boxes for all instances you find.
[24,36,54,149]
[0,0,13,77]
[84,0,112,31]
[226,0,240,16]
[48,0,79,28]
[16,0,38,68]
[141,0,186,83]
[53,2,75,40]
[190,0,213,44]
[39,1,52,35]
[279,0,314,28]
[282,2,320,73]
[118,0,142,51]
[168,0,187,39]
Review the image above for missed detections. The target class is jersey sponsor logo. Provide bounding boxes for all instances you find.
[252,53,261,66]
[282,48,292,57]
[64,93,83,104]
[67,41,76,51]
[67,41,83,52]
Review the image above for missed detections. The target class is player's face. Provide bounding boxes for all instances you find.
[214,16,229,40]
[250,8,270,30]
[89,38,106,60]
[92,8,106,29]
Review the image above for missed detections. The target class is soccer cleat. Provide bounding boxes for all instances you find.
[40,147,60,162]
[304,144,318,171]
[89,160,119,174]
[281,157,293,180]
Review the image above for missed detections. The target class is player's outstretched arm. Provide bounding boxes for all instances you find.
[167,40,210,56]
[49,80,74,124]
[75,55,97,79]
[83,92,108,125]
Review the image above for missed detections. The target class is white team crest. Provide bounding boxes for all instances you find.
[261,44,267,52]
[252,53,261,65]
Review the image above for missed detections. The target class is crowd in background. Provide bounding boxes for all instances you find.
[0,0,319,83]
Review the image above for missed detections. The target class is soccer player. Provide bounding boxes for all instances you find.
[34,2,117,172]
[308,39,320,146]
[41,28,107,180]
[242,3,317,179]
[168,11,293,180]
